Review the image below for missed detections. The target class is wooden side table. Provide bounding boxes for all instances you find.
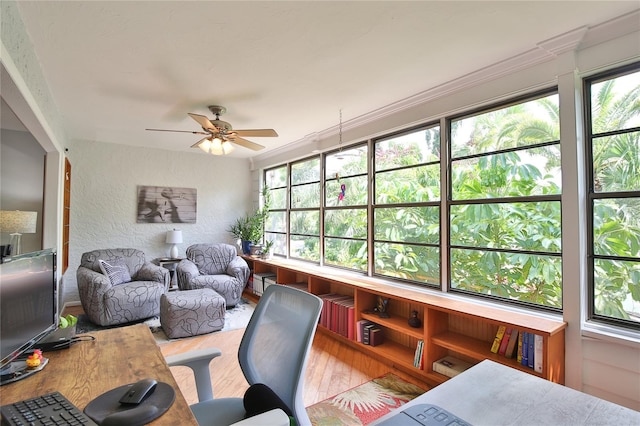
[155,257,183,291]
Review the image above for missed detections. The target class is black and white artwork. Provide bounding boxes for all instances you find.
[136,186,197,223]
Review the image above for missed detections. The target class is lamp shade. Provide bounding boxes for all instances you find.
[166,229,183,244]
[0,210,37,234]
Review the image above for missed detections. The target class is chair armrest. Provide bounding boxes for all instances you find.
[229,409,290,426]
[227,256,250,285]
[136,262,170,289]
[165,347,222,402]
[77,266,113,295]
[176,259,199,290]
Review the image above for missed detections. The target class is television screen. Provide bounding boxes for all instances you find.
[0,249,57,370]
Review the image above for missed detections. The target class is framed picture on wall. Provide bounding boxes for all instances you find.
[136,186,197,223]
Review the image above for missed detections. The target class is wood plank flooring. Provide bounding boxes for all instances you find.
[63,304,431,408]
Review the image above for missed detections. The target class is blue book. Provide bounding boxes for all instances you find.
[528,332,535,369]
[521,332,529,367]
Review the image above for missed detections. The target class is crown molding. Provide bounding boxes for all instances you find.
[253,12,640,166]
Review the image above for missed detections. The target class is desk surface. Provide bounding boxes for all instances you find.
[373,360,640,426]
[0,324,197,425]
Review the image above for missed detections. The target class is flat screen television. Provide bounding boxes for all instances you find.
[0,249,57,373]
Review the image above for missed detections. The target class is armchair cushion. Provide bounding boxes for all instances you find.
[98,258,131,285]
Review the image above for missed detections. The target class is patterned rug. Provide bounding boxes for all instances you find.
[307,373,427,426]
[76,297,256,344]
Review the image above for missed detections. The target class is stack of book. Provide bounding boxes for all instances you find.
[318,294,355,340]
[413,340,424,369]
[356,320,383,346]
[491,326,543,374]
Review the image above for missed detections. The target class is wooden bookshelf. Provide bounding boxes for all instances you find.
[241,255,566,385]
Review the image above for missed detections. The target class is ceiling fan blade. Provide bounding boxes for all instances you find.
[146,128,208,135]
[188,113,216,130]
[190,137,210,149]
[232,136,265,151]
[232,129,278,137]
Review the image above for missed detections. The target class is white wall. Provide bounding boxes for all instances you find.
[61,140,253,304]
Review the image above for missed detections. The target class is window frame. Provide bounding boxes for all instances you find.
[372,123,442,286]
[446,88,563,312]
[584,62,640,331]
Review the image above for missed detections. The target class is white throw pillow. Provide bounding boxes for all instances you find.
[98,258,132,285]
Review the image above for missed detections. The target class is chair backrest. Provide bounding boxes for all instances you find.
[238,284,322,426]
[80,248,147,277]
[185,243,238,275]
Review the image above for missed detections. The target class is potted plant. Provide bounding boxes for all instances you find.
[228,186,271,255]
[261,239,274,259]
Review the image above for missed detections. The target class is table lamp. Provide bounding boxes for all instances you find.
[165,229,182,259]
[0,210,38,255]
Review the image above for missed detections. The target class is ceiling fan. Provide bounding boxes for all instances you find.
[146,105,278,155]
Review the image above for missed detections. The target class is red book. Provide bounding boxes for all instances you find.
[498,327,513,356]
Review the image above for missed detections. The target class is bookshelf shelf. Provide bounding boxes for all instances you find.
[242,255,566,385]
[360,312,424,340]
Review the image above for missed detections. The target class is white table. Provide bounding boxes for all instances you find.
[373,360,640,425]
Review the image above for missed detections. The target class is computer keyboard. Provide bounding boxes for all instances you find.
[1,391,98,425]
[376,403,472,426]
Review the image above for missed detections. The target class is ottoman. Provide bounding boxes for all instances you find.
[160,288,226,338]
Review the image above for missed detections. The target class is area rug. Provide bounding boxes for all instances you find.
[306,373,427,426]
[76,297,256,344]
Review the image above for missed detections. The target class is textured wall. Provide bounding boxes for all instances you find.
[62,140,252,305]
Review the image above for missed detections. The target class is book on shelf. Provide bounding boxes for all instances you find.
[534,334,543,373]
[517,331,523,363]
[527,331,535,369]
[491,325,506,353]
[505,329,519,359]
[521,331,529,367]
[498,327,513,356]
[363,322,378,345]
[356,319,370,343]
[413,340,424,368]
[370,327,384,346]
[318,293,353,336]
[432,355,473,378]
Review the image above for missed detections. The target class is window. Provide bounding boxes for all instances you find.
[324,144,368,271]
[289,157,320,262]
[265,165,287,256]
[373,126,441,285]
[448,92,562,309]
[586,64,640,328]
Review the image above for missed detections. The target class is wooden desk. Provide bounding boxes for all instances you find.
[0,324,197,425]
[372,360,640,425]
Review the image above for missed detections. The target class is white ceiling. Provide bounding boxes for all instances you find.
[6,1,640,159]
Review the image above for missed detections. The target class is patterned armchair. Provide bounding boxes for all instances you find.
[176,243,250,307]
[77,248,169,326]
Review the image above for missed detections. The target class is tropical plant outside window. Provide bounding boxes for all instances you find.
[324,144,368,271]
[586,65,640,327]
[374,126,441,285]
[449,91,562,309]
[290,157,321,262]
[265,165,287,256]
[260,63,637,331]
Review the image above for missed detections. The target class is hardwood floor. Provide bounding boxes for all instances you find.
[63,304,431,408]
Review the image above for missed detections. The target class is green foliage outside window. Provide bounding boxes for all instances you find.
[449,93,562,307]
[589,69,640,325]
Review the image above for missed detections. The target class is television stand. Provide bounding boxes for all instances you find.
[0,358,48,386]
